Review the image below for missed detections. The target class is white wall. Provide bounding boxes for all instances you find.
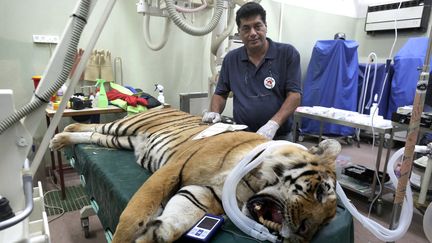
[271,0,358,17]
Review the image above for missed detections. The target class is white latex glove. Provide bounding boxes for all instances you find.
[256,120,280,140]
[202,111,222,123]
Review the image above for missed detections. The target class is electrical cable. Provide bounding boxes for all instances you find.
[388,1,402,61]
[43,189,65,223]
[373,0,402,114]
[367,156,383,218]
[365,1,402,215]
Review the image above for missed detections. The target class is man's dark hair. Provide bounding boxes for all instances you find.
[235,2,267,28]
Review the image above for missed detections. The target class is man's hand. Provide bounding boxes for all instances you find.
[202,111,222,123]
[256,120,280,139]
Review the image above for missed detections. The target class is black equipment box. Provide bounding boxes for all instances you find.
[342,164,389,184]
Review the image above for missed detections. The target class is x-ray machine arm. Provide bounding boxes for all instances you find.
[0,0,116,240]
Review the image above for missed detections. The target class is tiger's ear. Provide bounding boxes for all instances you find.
[308,139,341,160]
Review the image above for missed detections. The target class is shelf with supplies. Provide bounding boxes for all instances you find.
[337,163,394,197]
[391,105,432,142]
[338,174,394,196]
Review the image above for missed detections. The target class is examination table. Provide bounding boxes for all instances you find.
[65,144,354,242]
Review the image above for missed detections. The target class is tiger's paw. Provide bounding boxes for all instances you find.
[63,123,83,132]
[49,132,72,150]
[135,219,176,243]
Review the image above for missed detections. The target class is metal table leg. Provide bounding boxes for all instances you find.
[46,113,66,199]
[319,121,324,143]
[46,115,57,184]
[293,115,299,143]
[370,133,385,202]
[381,132,394,193]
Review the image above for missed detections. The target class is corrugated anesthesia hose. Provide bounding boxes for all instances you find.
[0,0,90,135]
[222,141,307,242]
[337,145,419,242]
[223,141,416,242]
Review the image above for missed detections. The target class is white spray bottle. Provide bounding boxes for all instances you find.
[155,84,165,104]
[370,94,379,117]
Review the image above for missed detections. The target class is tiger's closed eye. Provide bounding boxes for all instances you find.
[297,219,309,235]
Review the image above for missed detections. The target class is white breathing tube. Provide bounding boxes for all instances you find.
[222,141,420,242]
[358,52,378,114]
[337,146,427,242]
[222,140,307,242]
[365,53,378,110]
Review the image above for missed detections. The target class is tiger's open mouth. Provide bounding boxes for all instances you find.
[246,194,284,232]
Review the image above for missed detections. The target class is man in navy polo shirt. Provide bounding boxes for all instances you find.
[202,2,302,140]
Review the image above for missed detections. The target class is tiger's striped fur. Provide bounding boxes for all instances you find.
[50,107,341,243]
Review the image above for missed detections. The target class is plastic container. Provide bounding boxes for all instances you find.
[56,89,63,102]
[157,92,165,104]
[52,102,60,110]
[31,76,41,89]
[55,84,67,102]
[154,84,165,104]
[410,156,432,192]
[370,94,379,116]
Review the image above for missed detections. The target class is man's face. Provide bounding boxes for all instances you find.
[238,15,267,51]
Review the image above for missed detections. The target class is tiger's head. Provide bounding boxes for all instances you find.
[243,139,341,243]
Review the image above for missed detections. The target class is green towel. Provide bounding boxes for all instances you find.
[96,79,109,108]
[110,99,147,115]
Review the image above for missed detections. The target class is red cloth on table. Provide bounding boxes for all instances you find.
[106,89,148,107]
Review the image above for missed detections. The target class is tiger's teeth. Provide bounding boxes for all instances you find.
[254,204,262,211]
[258,216,282,231]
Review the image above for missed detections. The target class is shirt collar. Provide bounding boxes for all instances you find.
[240,37,276,62]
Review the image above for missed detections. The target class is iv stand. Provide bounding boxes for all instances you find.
[389,26,432,236]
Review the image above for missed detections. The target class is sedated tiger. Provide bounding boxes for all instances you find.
[50,106,341,243]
